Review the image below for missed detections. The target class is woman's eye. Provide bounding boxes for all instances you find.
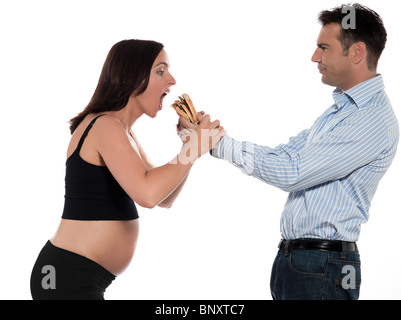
[157,69,165,76]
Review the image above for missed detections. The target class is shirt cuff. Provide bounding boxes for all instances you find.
[210,135,236,162]
[210,135,255,174]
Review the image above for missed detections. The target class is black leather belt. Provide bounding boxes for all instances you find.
[279,239,358,253]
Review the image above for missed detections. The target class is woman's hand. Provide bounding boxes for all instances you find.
[176,111,205,134]
[177,112,226,163]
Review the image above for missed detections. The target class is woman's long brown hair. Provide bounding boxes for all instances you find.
[69,39,164,134]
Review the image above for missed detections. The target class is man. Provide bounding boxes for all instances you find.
[209,4,398,299]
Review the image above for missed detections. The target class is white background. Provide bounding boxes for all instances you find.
[0,0,400,300]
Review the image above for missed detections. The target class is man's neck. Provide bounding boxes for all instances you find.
[340,71,378,92]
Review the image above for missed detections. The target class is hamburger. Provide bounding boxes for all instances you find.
[171,93,198,124]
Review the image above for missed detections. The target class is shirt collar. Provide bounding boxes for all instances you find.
[332,74,384,109]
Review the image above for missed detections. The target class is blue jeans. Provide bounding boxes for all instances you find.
[270,246,361,300]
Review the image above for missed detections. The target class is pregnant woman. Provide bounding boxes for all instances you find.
[30,39,225,299]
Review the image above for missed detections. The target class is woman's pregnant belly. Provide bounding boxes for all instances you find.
[51,219,139,275]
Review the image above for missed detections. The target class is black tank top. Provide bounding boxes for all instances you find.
[61,115,139,220]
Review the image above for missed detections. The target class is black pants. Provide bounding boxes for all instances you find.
[30,240,116,300]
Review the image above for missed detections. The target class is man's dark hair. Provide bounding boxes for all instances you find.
[318,3,387,71]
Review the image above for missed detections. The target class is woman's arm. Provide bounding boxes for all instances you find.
[129,130,189,208]
[157,174,189,208]
[92,114,224,209]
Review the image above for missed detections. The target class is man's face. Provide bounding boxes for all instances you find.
[311,23,353,90]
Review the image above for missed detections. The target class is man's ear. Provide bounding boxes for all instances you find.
[350,42,367,65]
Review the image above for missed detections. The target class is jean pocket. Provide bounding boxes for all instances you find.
[328,259,361,300]
[288,250,327,277]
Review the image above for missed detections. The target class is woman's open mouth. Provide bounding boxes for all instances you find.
[159,91,170,110]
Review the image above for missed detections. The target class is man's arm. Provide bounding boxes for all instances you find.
[211,110,388,192]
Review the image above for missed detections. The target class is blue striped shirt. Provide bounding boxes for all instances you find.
[211,75,399,241]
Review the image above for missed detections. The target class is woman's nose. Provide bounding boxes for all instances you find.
[169,73,176,86]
